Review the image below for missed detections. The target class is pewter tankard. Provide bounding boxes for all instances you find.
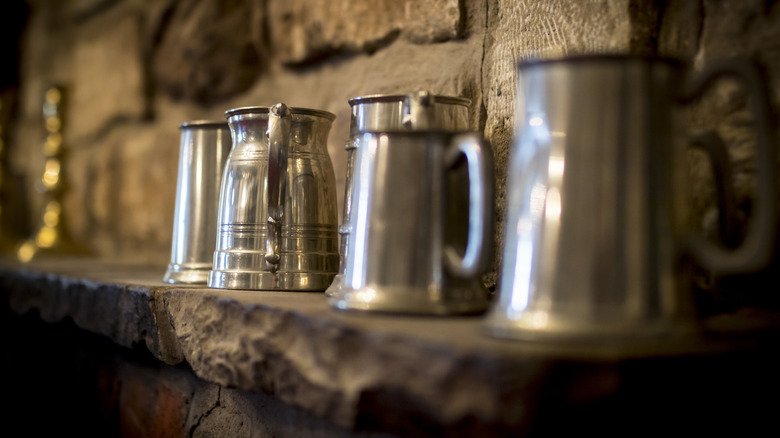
[328,131,495,315]
[332,91,471,294]
[208,104,339,291]
[485,55,777,342]
[164,120,231,284]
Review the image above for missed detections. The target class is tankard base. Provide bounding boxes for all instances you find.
[482,311,700,344]
[324,274,343,297]
[207,270,335,292]
[164,263,212,284]
[327,283,490,315]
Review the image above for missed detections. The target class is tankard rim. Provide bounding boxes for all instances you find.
[225,106,336,121]
[517,53,685,69]
[179,120,230,130]
[348,93,471,107]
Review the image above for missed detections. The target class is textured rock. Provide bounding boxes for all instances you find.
[1,301,392,437]
[3,257,779,437]
[63,123,179,264]
[69,9,146,142]
[267,0,461,65]
[152,0,265,104]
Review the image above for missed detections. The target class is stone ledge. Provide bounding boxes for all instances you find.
[2,255,779,436]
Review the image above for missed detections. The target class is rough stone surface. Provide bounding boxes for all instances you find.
[152,0,265,105]
[2,257,779,436]
[69,8,146,142]
[63,122,179,265]
[267,0,461,65]
[2,301,395,437]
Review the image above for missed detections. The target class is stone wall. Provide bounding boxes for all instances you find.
[4,0,780,289]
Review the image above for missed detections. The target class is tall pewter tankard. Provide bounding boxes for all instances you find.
[485,55,777,342]
[208,104,339,291]
[328,131,495,315]
[164,120,231,284]
[331,91,471,295]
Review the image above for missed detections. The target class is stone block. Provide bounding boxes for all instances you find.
[115,124,179,264]
[152,0,265,105]
[267,0,461,65]
[62,122,178,264]
[69,11,146,142]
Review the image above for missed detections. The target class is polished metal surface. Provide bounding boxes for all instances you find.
[164,121,231,284]
[333,91,471,295]
[327,131,494,315]
[485,55,778,342]
[208,104,339,291]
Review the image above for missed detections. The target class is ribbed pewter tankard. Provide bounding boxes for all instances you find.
[164,120,231,284]
[485,55,777,342]
[331,91,471,295]
[208,104,339,291]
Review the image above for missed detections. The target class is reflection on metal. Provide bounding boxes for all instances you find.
[17,85,88,263]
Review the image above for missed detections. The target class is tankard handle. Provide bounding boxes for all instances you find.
[443,133,495,278]
[688,132,741,248]
[403,90,435,130]
[265,103,292,272]
[681,59,777,276]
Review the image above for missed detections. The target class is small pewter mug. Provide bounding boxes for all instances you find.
[327,131,495,315]
[332,91,471,294]
[485,55,777,342]
[208,104,339,291]
[164,120,231,284]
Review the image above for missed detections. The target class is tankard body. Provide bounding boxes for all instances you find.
[164,121,231,284]
[208,105,339,291]
[328,131,494,315]
[485,55,776,341]
[334,92,471,293]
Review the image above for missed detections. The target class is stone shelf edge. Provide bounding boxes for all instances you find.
[2,255,780,436]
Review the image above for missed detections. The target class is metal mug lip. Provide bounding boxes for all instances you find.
[225,105,337,121]
[516,53,686,69]
[359,129,481,138]
[348,93,471,107]
[179,120,230,129]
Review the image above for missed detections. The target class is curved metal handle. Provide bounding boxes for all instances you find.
[265,103,292,272]
[681,59,777,276]
[402,90,435,130]
[443,133,495,278]
[689,131,741,248]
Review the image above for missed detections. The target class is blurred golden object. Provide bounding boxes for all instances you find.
[16,85,88,262]
[0,88,29,253]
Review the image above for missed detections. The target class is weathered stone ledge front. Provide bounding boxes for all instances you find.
[2,255,779,436]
